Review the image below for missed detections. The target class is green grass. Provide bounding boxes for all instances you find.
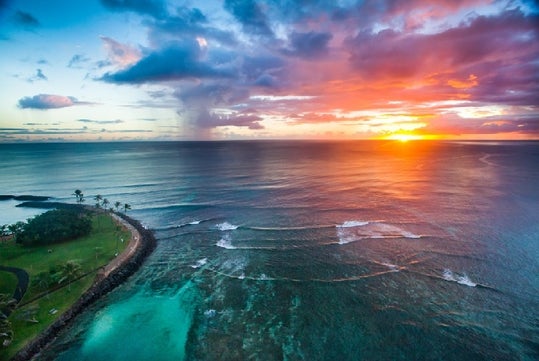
[0,271,17,296]
[0,213,130,360]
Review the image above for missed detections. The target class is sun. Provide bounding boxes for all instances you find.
[384,133,424,142]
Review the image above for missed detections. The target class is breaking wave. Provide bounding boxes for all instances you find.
[442,269,477,287]
[216,222,239,231]
[337,220,421,244]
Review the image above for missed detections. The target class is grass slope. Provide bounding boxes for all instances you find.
[0,213,130,360]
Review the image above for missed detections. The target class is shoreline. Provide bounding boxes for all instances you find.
[10,211,156,361]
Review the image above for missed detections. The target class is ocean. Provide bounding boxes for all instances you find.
[0,141,538,360]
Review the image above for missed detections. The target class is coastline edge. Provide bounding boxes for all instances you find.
[10,212,157,361]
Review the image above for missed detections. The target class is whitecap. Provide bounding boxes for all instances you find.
[204,309,216,318]
[216,222,239,231]
[190,258,207,269]
[189,220,201,225]
[337,220,369,228]
[336,221,421,244]
[442,269,476,287]
[456,274,477,287]
[380,262,400,271]
[216,238,236,249]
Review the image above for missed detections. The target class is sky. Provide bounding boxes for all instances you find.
[0,0,538,142]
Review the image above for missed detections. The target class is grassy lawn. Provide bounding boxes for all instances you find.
[0,213,130,360]
[0,271,17,295]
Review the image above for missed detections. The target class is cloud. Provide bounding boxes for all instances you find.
[27,68,47,82]
[100,36,141,68]
[224,0,274,38]
[282,31,333,59]
[68,54,91,68]
[101,40,235,83]
[100,0,166,18]
[18,94,88,109]
[13,10,40,30]
[77,119,124,124]
[196,109,264,130]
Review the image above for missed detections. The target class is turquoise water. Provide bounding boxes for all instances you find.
[0,141,538,360]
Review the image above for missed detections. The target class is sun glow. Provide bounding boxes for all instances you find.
[383,133,429,142]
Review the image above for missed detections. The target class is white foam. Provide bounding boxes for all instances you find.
[337,220,369,228]
[189,220,201,225]
[216,237,237,249]
[337,221,421,244]
[381,262,400,271]
[204,309,216,318]
[443,269,476,287]
[190,258,207,269]
[216,222,239,231]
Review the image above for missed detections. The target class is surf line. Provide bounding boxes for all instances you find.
[204,267,400,284]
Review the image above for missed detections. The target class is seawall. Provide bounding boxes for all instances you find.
[11,213,156,361]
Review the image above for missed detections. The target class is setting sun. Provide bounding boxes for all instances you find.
[384,133,425,142]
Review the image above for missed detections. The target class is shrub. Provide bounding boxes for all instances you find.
[16,209,92,246]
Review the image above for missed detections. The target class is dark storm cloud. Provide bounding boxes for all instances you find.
[345,8,539,106]
[282,31,333,59]
[224,0,274,37]
[101,41,235,83]
[148,7,237,47]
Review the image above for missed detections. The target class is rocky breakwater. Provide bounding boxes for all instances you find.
[11,213,156,361]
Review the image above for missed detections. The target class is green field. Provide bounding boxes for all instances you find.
[0,213,130,360]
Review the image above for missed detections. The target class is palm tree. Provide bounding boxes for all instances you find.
[73,189,84,204]
[114,201,121,212]
[123,203,131,213]
[102,198,110,211]
[0,225,8,242]
[94,194,103,208]
[58,260,83,291]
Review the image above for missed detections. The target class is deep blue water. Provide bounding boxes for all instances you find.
[1,141,538,360]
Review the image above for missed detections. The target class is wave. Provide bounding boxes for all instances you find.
[153,219,209,231]
[190,258,208,269]
[336,220,421,244]
[337,220,370,228]
[246,224,335,231]
[216,222,239,231]
[442,269,477,287]
[216,237,237,249]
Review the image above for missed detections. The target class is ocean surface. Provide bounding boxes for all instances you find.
[1,141,538,360]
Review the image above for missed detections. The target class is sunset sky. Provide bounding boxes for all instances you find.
[0,0,538,141]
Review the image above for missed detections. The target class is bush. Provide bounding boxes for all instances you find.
[16,209,92,246]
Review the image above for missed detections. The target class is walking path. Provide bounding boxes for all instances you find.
[0,266,29,316]
[98,213,141,278]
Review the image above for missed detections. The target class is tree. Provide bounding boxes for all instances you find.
[123,203,131,213]
[102,198,110,210]
[73,189,84,204]
[16,209,92,246]
[0,225,8,242]
[94,194,103,209]
[58,260,83,291]
[114,201,121,212]
[7,222,25,243]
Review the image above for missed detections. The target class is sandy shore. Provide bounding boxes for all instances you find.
[11,212,156,361]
